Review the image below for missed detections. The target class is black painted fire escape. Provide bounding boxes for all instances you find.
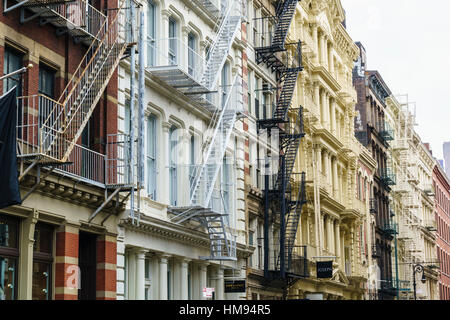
[254,0,308,292]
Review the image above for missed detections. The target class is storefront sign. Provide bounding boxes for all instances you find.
[316,261,333,278]
[224,280,246,293]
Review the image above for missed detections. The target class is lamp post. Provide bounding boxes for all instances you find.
[412,264,426,300]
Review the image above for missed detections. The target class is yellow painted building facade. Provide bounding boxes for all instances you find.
[285,0,373,300]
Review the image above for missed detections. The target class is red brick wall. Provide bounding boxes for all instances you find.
[434,165,450,300]
[96,235,117,300]
[55,226,79,300]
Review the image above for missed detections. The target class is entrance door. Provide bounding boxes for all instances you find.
[78,232,97,300]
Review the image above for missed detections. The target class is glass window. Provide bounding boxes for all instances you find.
[125,99,131,135]
[189,135,195,198]
[0,215,19,301]
[147,115,157,200]
[169,126,178,206]
[221,62,230,107]
[3,46,23,96]
[188,33,196,77]
[0,257,16,300]
[32,223,53,300]
[0,215,18,249]
[147,0,156,67]
[168,18,177,65]
[38,64,55,99]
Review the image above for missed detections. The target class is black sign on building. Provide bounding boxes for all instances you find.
[316,261,333,278]
[224,280,246,293]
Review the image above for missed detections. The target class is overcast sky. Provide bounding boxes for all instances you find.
[341,0,449,160]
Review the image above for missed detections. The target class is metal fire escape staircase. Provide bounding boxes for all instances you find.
[185,0,242,101]
[165,1,243,261]
[170,76,242,261]
[274,108,307,274]
[255,0,299,65]
[12,0,135,219]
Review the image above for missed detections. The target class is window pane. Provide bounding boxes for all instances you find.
[3,47,23,96]
[147,115,157,199]
[38,65,55,99]
[0,216,18,249]
[168,18,177,65]
[169,126,177,205]
[0,257,16,300]
[32,261,50,300]
[33,224,53,254]
[147,1,156,66]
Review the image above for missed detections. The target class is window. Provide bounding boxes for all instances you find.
[189,135,195,198]
[4,47,24,138]
[32,223,53,300]
[3,46,23,96]
[147,0,156,67]
[188,33,197,77]
[0,214,19,300]
[221,62,230,107]
[252,6,258,46]
[168,18,177,65]
[147,115,157,200]
[169,126,178,206]
[124,99,131,135]
[222,158,230,212]
[38,64,56,134]
[39,64,55,99]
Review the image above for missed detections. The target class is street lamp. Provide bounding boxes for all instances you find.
[412,264,426,300]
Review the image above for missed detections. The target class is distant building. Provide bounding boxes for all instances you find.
[444,142,450,178]
[438,159,444,169]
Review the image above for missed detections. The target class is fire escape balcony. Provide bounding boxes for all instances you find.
[370,198,378,214]
[377,121,394,143]
[146,38,210,96]
[7,0,107,46]
[379,167,396,187]
[191,0,223,19]
[421,219,437,232]
[381,221,398,235]
[16,95,132,188]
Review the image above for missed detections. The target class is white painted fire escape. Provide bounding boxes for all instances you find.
[168,0,243,261]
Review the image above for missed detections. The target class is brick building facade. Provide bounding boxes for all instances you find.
[0,0,121,300]
[434,162,450,300]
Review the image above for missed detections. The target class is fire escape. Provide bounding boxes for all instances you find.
[253,0,308,287]
[152,0,243,261]
[9,0,135,222]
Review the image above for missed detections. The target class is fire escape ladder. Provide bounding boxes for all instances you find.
[283,171,307,270]
[171,75,242,260]
[255,0,298,64]
[200,0,242,91]
[189,77,240,208]
[39,0,131,163]
[274,107,305,191]
[273,108,305,272]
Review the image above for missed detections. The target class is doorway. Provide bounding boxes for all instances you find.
[78,232,97,300]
